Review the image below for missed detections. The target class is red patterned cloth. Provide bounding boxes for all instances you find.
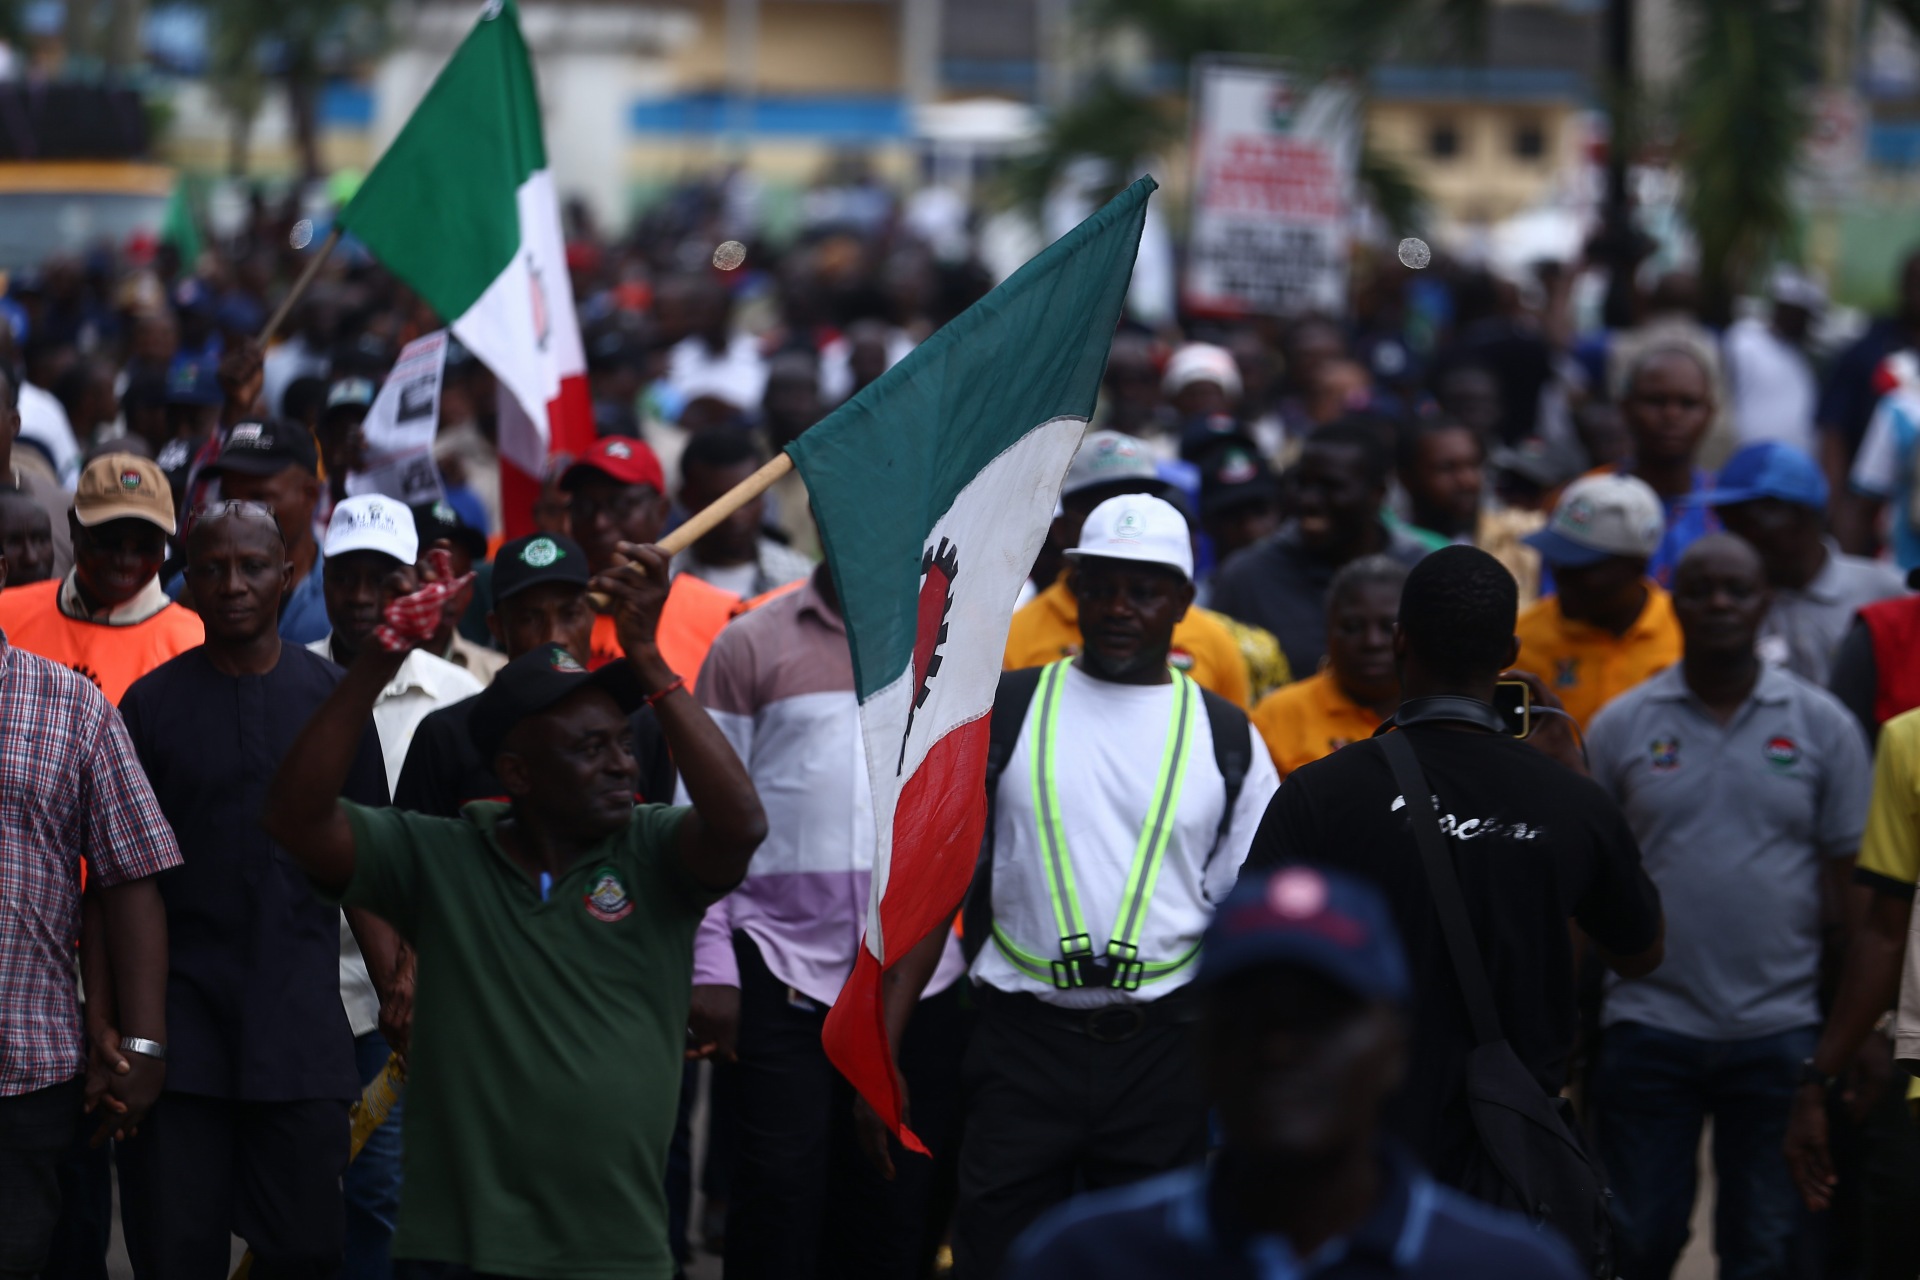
[372,549,475,654]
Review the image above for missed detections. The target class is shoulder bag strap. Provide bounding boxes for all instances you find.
[1376,729,1504,1048]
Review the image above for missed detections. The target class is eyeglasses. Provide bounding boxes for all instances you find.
[184,499,277,536]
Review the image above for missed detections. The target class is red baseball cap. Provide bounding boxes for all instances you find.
[561,436,664,493]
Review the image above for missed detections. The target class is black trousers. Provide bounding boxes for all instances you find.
[0,1076,83,1280]
[119,1092,350,1280]
[953,989,1207,1280]
[723,933,965,1280]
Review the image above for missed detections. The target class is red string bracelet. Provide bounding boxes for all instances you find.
[643,675,686,709]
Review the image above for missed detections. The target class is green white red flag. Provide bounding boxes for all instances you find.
[336,0,591,535]
[797,177,1155,1148]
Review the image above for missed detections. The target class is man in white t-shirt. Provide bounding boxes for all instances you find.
[1724,269,1823,455]
[306,493,482,1277]
[886,493,1278,1280]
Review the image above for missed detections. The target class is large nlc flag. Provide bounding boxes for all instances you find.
[336,0,591,536]
[801,177,1155,1147]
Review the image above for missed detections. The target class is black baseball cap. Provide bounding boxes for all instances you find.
[411,498,488,561]
[208,420,319,477]
[491,533,590,606]
[468,643,643,764]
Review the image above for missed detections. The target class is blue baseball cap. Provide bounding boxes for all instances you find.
[1198,866,1410,1003]
[1693,441,1829,511]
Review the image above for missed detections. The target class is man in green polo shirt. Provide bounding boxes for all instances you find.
[264,540,767,1280]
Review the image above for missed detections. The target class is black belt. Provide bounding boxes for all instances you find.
[978,984,1200,1043]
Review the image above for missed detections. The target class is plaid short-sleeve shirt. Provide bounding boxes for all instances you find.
[0,634,181,1096]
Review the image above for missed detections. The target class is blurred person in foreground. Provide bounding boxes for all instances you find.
[115,502,392,1279]
[1247,546,1664,1197]
[265,538,767,1280]
[1515,474,1683,730]
[1002,867,1583,1280]
[1587,535,1870,1280]
[1700,442,1903,686]
[1210,422,1430,679]
[1006,431,1252,707]
[1251,556,1407,780]
[0,454,201,705]
[670,426,812,601]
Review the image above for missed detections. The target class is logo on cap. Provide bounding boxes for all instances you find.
[119,470,141,490]
[1268,868,1327,919]
[432,500,457,523]
[521,537,562,568]
[230,424,265,447]
[1113,510,1146,543]
[606,440,632,459]
[549,649,585,674]
[584,868,633,922]
[1562,496,1595,528]
[1217,450,1258,485]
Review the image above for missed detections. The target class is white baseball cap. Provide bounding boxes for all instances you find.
[1065,493,1193,582]
[324,494,419,565]
[1162,342,1243,401]
[1524,473,1665,568]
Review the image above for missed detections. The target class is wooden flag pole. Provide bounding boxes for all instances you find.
[258,225,344,345]
[589,451,794,611]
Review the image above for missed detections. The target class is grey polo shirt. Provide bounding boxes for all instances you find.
[1756,539,1904,685]
[1587,664,1871,1041]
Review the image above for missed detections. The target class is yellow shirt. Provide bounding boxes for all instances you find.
[1250,671,1382,779]
[1202,608,1292,703]
[1514,581,1683,729]
[1861,708,1920,889]
[1004,579,1252,708]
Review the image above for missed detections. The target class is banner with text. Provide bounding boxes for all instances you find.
[1184,58,1361,319]
[347,329,448,507]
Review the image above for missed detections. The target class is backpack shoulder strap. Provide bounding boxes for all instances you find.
[1197,687,1253,872]
[1376,729,1505,1047]
[961,665,1048,962]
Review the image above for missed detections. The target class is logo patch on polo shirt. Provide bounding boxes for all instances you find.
[1650,736,1679,771]
[1764,736,1800,771]
[585,868,633,922]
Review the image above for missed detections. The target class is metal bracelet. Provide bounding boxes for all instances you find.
[119,1036,166,1061]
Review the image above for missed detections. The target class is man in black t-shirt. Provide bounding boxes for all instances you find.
[393,532,673,816]
[1245,544,1665,1182]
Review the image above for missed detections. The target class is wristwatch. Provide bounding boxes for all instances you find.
[119,1036,165,1061]
[1797,1058,1839,1092]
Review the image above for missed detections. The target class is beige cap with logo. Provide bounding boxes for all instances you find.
[73,453,176,536]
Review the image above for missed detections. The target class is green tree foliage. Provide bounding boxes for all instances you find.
[206,0,392,179]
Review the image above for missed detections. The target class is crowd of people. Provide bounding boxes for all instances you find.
[12,167,1920,1280]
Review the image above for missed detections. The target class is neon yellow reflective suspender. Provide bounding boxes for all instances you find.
[994,660,1200,991]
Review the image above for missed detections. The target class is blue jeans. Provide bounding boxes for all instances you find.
[345,1032,404,1280]
[1591,1020,1816,1280]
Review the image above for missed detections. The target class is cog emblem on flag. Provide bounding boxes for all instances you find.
[897,537,959,775]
